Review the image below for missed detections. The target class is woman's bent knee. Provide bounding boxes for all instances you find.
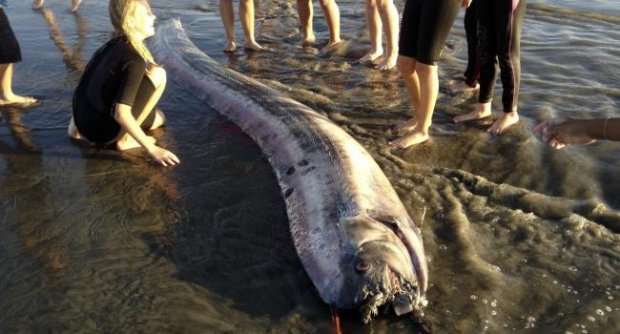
[147,66,167,88]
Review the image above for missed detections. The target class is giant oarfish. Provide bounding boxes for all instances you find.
[150,20,428,322]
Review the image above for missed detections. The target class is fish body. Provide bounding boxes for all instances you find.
[150,20,428,322]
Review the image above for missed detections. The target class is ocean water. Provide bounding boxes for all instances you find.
[0,0,618,333]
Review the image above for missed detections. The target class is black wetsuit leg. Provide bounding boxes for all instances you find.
[463,1,479,87]
[477,0,526,112]
[399,0,461,65]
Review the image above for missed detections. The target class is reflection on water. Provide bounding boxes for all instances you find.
[37,8,87,73]
[0,0,619,333]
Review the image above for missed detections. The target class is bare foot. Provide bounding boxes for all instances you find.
[223,40,237,53]
[67,117,83,140]
[116,134,156,151]
[300,34,316,46]
[359,49,383,64]
[487,111,519,135]
[449,80,479,94]
[389,129,429,149]
[32,0,44,9]
[375,53,397,71]
[320,40,344,54]
[453,102,492,123]
[0,94,38,107]
[393,118,417,135]
[244,40,265,51]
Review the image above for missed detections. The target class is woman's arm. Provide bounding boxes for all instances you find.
[114,103,179,166]
[534,117,620,149]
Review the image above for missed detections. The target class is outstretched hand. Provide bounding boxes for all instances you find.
[148,146,180,167]
[533,118,596,149]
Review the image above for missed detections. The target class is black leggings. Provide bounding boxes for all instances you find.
[463,1,478,87]
[477,0,526,112]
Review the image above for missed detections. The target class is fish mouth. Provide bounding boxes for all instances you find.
[357,265,426,323]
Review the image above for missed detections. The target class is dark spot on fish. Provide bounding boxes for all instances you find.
[301,166,316,175]
[286,166,295,175]
[298,159,309,166]
[284,188,294,198]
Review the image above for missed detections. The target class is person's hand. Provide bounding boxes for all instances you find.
[533,118,595,149]
[148,146,180,166]
[462,0,473,8]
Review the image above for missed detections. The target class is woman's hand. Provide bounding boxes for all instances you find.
[533,118,596,149]
[148,145,180,166]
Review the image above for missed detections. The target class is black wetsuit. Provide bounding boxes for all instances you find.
[73,36,156,145]
[477,0,527,113]
[0,7,22,64]
[463,0,479,87]
[398,0,461,65]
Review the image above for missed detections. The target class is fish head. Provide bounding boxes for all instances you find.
[341,215,428,323]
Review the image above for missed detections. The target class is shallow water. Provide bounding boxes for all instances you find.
[1,0,619,333]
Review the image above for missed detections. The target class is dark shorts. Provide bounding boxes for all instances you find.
[398,0,461,65]
[73,77,158,145]
[0,8,22,64]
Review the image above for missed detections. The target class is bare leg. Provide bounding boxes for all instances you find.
[219,0,237,52]
[391,60,437,148]
[319,0,343,53]
[0,64,38,107]
[239,0,264,50]
[296,0,315,45]
[71,0,82,12]
[375,0,398,71]
[453,101,492,123]
[32,0,44,9]
[359,0,383,64]
[393,56,421,134]
[116,67,167,151]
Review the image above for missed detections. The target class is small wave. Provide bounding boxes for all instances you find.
[528,3,620,25]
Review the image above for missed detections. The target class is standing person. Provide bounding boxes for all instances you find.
[453,0,527,135]
[358,0,399,71]
[0,0,38,107]
[68,0,179,167]
[219,0,264,52]
[32,0,83,12]
[451,0,479,92]
[391,0,470,149]
[296,0,342,53]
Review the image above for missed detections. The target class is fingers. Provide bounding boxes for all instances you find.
[158,152,180,167]
[549,138,565,150]
[151,148,180,167]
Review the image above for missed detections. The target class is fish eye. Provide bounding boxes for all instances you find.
[355,260,370,274]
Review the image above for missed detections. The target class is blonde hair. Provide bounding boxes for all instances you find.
[109,0,155,64]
